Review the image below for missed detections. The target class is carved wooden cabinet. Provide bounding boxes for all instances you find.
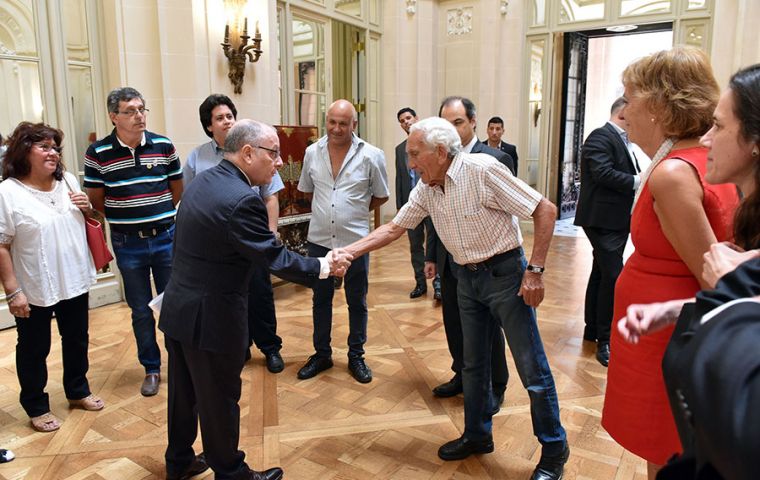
[275,125,319,255]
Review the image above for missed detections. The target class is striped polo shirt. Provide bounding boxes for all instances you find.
[84,129,183,231]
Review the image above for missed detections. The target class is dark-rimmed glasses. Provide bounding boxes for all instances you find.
[117,107,150,117]
[254,145,281,158]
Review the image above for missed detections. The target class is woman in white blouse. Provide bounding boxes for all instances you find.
[0,122,104,433]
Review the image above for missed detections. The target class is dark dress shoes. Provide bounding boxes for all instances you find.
[433,286,442,301]
[530,443,570,480]
[432,375,463,397]
[596,342,610,367]
[167,453,209,480]
[409,285,427,299]
[265,352,285,373]
[140,373,160,397]
[438,435,494,461]
[348,357,372,383]
[297,355,333,380]
[247,466,284,480]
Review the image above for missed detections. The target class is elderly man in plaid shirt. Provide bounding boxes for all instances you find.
[343,117,569,480]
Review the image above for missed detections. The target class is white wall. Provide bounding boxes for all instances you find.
[99,0,280,161]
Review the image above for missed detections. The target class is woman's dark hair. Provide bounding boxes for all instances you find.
[199,94,238,138]
[3,122,65,181]
[728,64,760,249]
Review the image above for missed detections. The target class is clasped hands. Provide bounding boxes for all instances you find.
[326,248,353,277]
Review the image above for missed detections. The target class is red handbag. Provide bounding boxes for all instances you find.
[84,216,114,270]
[63,176,114,270]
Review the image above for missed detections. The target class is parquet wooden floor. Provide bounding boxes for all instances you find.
[0,234,647,479]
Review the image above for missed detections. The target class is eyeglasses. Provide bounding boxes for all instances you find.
[117,107,149,117]
[254,145,281,158]
[34,142,63,154]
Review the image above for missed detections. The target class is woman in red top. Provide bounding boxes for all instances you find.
[601,47,740,478]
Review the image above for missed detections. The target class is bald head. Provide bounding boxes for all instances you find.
[326,99,358,147]
[328,99,357,121]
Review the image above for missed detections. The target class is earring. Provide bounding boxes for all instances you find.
[650,118,656,123]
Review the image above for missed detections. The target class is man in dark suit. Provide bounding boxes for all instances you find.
[428,96,512,404]
[485,116,519,175]
[658,297,760,480]
[158,120,350,480]
[574,97,640,367]
[395,107,440,300]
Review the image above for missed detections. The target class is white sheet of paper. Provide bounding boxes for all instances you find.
[149,292,164,315]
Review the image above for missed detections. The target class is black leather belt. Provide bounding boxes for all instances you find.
[464,247,520,271]
[112,223,173,239]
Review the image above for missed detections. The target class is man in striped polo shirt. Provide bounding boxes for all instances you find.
[84,87,184,397]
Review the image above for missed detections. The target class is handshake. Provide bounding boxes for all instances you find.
[325,248,354,277]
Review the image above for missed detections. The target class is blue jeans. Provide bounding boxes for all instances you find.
[307,242,369,359]
[454,249,566,453]
[111,225,174,374]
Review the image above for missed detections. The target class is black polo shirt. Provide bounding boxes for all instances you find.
[84,129,183,232]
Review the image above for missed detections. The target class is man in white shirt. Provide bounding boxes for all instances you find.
[296,99,389,384]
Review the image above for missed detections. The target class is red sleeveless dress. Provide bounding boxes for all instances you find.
[601,147,739,464]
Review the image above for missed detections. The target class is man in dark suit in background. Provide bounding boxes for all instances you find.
[574,97,640,367]
[427,96,511,403]
[485,116,519,175]
[158,120,351,480]
[395,107,440,300]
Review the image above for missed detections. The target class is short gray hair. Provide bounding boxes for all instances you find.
[410,117,462,158]
[611,96,626,115]
[107,87,145,114]
[224,119,270,153]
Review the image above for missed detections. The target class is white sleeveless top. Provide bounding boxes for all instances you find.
[0,172,96,307]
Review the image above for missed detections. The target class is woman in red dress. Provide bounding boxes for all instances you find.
[601,47,740,478]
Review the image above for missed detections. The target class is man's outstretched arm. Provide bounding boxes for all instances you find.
[345,221,407,259]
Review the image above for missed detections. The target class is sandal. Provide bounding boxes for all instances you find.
[30,412,61,432]
[68,394,105,411]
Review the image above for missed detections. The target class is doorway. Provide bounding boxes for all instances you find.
[555,24,673,219]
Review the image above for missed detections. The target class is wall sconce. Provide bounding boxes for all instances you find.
[406,0,417,15]
[221,16,262,94]
[500,1,509,16]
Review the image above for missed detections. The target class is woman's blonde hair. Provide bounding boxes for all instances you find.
[622,46,719,139]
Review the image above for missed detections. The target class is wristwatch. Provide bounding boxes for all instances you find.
[526,264,545,274]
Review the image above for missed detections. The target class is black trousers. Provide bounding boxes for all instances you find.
[164,336,250,479]
[247,264,281,355]
[15,293,91,417]
[582,227,628,344]
[440,258,509,395]
[407,217,434,287]
[307,242,369,359]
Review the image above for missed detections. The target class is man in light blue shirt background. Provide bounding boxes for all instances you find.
[296,99,389,384]
[184,94,286,373]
